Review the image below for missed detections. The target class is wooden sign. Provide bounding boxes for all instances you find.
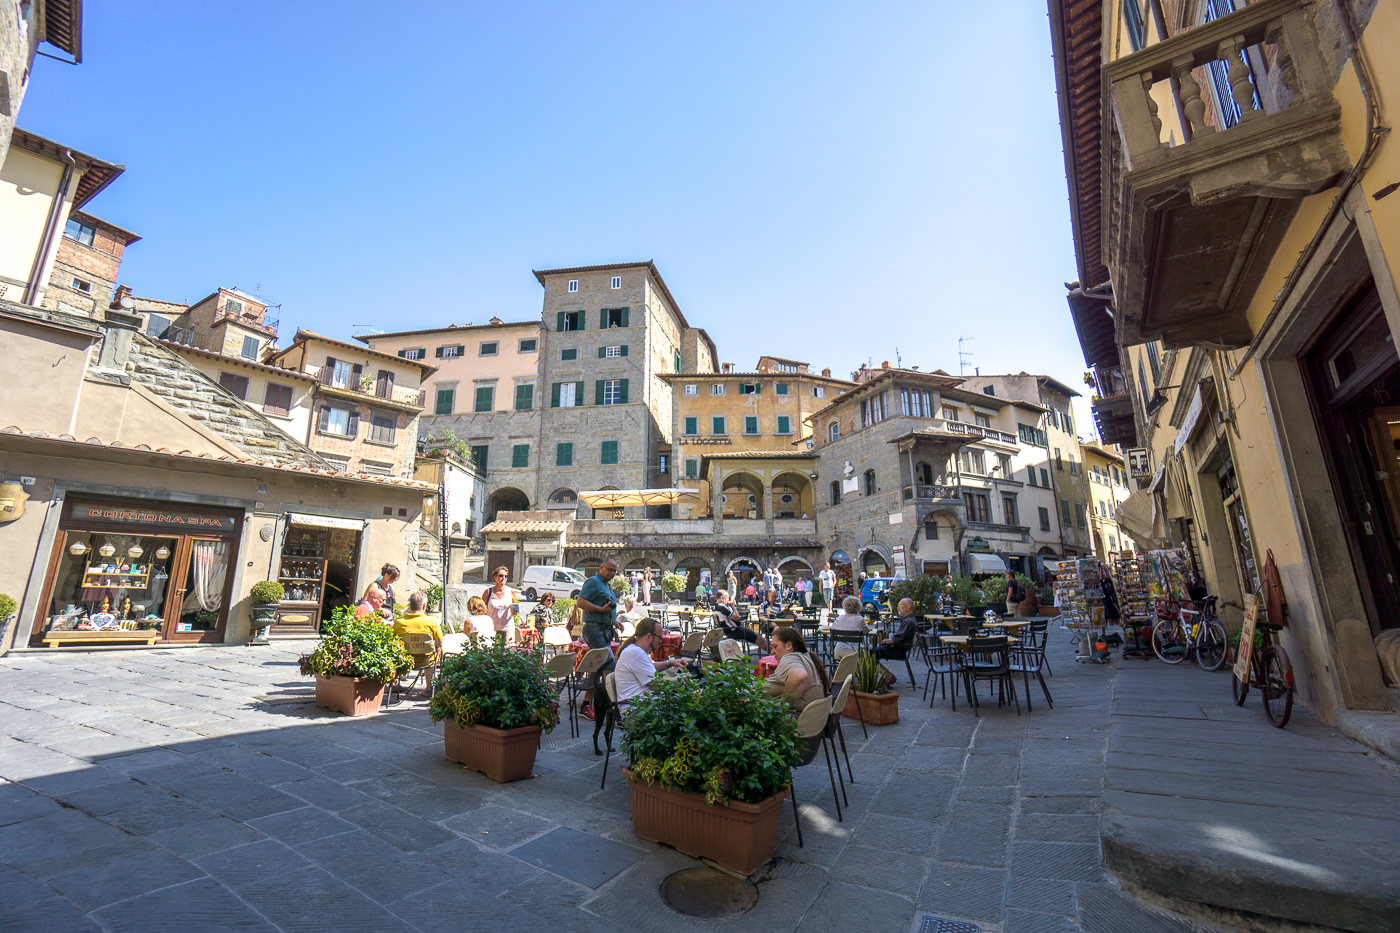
[1233,593,1258,683]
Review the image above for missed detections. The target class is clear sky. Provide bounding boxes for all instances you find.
[20,1,1096,432]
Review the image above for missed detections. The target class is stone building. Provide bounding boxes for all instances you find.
[40,210,141,318]
[0,0,81,167]
[265,331,434,479]
[1050,0,1400,728]
[1080,440,1135,559]
[664,357,853,521]
[160,287,279,362]
[161,339,319,449]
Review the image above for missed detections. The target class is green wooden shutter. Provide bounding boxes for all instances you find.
[557,311,565,333]
[620,307,629,327]
[456,345,465,355]
[346,409,360,436]
[551,383,561,407]
[778,415,790,434]
[578,309,587,330]
[575,381,584,405]
[435,347,444,358]
[396,349,406,358]
[595,380,605,405]
[620,345,628,357]
[619,379,629,404]
[598,346,606,359]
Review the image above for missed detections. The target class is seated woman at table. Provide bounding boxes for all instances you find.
[714,591,769,653]
[830,595,870,659]
[466,596,496,641]
[529,592,556,629]
[616,595,645,630]
[757,589,786,635]
[615,619,687,706]
[764,627,830,712]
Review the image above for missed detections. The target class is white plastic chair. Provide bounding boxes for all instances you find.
[789,696,842,849]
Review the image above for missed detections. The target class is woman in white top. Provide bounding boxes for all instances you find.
[465,596,496,641]
[616,595,645,629]
[763,626,829,712]
[829,595,870,659]
[641,568,653,605]
[615,619,686,705]
[482,566,517,645]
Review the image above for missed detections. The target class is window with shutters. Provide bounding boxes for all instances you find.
[1040,468,1050,487]
[1039,507,1052,531]
[440,345,461,358]
[604,345,623,357]
[1027,467,1038,486]
[434,388,454,414]
[560,311,581,331]
[744,416,758,435]
[711,384,725,396]
[561,347,577,361]
[674,351,682,372]
[330,359,354,388]
[400,347,425,361]
[684,417,698,435]
[604,307,628,327]
[370,412,396,445]
[241,336,260,360]
[556,442,573,466]
[515,384,534,410]
[262,382,293,416]
[511,444,530,468]
[1055,448,1063,470]
[480,342,498,356]
[470,445,488,470]
[474,386,494,412]
[683,384,697,396]
[554,382,579,407]
[739,383,761,395]
[568,279,578,292]
[685,458,698,478]
[610,276,621,289]
[712,416,726,435]
[602,379,623,405]
[321,406,352,436]
[601,440,619,465]
[1060,499,1072,525]
[777,416,791,434]
[518,338,537,353]
[218,372,249,400]
[1074,502,1086,529]
[775,383,789,396]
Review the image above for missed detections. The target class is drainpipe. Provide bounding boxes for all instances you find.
[23,149,76,306]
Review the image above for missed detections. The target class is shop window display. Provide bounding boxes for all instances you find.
[46,534,178,633]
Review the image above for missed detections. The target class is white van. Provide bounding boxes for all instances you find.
[520,565,587,601]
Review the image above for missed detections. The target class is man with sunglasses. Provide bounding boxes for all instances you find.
[575,557,619,721]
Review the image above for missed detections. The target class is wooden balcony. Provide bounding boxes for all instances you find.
[1105,0,1348,349]
[310,366,426,411]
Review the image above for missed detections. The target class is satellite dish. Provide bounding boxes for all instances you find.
[119,296,135,310]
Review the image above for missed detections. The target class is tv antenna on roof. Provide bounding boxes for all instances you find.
[958,337,974,375]
[895,347,902,367]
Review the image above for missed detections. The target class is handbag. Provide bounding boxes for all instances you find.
[1261,549,1287,628]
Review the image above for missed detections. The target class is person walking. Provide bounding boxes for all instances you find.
[819,562,836,608]
[576,557,619,726]
[642,567,653,606]
[727,570,738,600]
[1004,569,1027,617]
[482,566,519,645]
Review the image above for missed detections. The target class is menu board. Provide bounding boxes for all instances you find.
[1233,594,1258,683]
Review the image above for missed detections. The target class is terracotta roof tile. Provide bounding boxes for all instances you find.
[480,519,570,533]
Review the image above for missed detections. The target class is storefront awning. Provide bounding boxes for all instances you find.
[578,489,702,508]
[966,553,1008,574]
[285,512,365,531]
[1115,490,1160,543]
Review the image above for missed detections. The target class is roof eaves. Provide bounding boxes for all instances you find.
[354,320,541,343]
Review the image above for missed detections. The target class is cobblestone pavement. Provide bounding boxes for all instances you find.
[0,630,1294,933]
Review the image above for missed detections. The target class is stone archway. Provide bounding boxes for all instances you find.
[720,471,765,519]
[770,471,813,518]
[486,486,529,524]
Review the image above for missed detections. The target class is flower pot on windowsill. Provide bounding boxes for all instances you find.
[842,689,900,725]
[314,674,386,716]
[443,719,541,783]
[624,768,788,875]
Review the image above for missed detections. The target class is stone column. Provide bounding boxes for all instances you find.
[763,483,774,535]
[712,470,725,534]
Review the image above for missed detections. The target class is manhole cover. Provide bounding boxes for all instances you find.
[917,917,983,933]
[660,867,759,918]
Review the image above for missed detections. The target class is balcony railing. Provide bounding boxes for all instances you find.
[903,484,958,502]
[934,419,1017,446]
[215,308,278,336]
[311,366,426,408]
[1105,0,1347,349]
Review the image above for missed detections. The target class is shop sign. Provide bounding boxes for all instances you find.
[967,536,991,552]
[79,505,235,529]
[1127,448,1152,478]
[1233,594,1259,683]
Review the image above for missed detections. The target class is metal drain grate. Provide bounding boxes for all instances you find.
[660,868,758,919]
[918,916,983,933]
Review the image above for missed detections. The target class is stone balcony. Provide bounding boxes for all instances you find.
[1105,0,1348,349]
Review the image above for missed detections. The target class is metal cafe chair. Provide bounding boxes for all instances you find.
[921,633,964,710]
[568,648,612,738]
[829,653,866,739]
[386,633,437,706]
[600,672,626,790]
[961,636,1020,717]
[1010,627,1053,711]
[541,624,572,658]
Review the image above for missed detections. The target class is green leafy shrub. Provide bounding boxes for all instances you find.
[548,597,575,626]
[424,583,444,612]
[429,637,560,732]
[249,580,285,604]
[299,610,410,682]
[887,575,949,614]
[609,574,631,597]
[661,572,686,593]
[0,593,15,621]
[853,649,891,694]
[623,664,801,807]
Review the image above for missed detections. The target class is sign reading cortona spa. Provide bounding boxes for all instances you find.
[81,506,236,528]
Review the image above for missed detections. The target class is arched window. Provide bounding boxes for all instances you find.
[830,481,841,506]
[828,421,840,442]
[916,461,933,485]
[864,470,876,496]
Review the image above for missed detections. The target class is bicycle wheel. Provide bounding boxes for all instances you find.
[1151,620,1186,664]
[1261,645,1294,728]
[1231,668,1248,705]
[1197,620,1229,672]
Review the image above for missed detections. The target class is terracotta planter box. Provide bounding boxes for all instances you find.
[1038,606,1062,617]
[443,719,541,782]
[843,689,900,725]
[314,674,386,716]
[624,768,788,875]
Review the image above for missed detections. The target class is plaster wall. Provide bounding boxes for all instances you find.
[0,146,71,295]
[0,311,95,434]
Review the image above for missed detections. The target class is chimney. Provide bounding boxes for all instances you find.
[95,308,144,375]
[109,284,132,310]
[722,362,733,373]
[882,361,891,370]
[821,368,831,377]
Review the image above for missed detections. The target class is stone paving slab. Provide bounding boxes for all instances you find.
[0,632,1317,933]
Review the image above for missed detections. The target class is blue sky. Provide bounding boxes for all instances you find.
[22,1,1094,429]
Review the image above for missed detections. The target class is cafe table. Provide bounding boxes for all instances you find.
[938,635,1020,648]
[985,619,1032,631]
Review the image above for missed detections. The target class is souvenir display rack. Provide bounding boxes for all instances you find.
[1056,557,1113,662]
[1112,555,1154,658]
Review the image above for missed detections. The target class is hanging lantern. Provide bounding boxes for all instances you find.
[155,545,170,560]
[98,542,117,558]
[128,545,144,559]
[68,540,90,556]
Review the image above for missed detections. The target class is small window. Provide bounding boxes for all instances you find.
[775,383,789,396]
[63,217,96,246]
[400,348,425,361]
[560,311,581,332]
[519,338,537,353]
[225,298,244,317]
[975,413,990,428]
[1075,502,1086,529]
[604,307,627,327]
[434,388,454,414]
[568,279,578,292]
[370,412,396,445]
[739,383,761,395]
[515,383,534,411]
[983,385,995,395]
[470,445,488,469]
[1027,467,1037,486]
[1039,507,1052,531]
[924,517,939,540]
[1055,448,1063,470]
[610,275,622,289]
[480,341,499,356]
[70,277,91,293]
[511,444,530,468]
[674,351,682,372]
[561,348,577,361]
[1061,499,1072,525]
[744,416,759,435]
[777,415,791,434]
[602,379,623,405]
[601,440,619,465]
[814,386,826,399]
[683,384,698,396]
[830,481,841,506]
[685,458,699,478]
[828,421,840,442]
[556,382,578,407]
[556,442,573,466]
[475,385,494,412]
[604,345,622,358]
[658,454,668,474]
[218,372,249,401]
[322,406,352,436]
[684,417,698,435]
[1040,468,1050,487]
[943,407,960,422]
[712,416,726,435]
[440,345,462,358]
[262,382,293,416]
[711,384,725,396]
[864,470,876,496]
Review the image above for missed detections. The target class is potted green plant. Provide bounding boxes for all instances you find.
[0,593,16,644]
[842,649,899,725]
[622,664,802,874]
[299,609,411,715]
[429,636,559,782]
[248,580,284,646]
[660,572,686,604]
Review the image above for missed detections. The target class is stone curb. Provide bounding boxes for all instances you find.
[1332,707,1400,766]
